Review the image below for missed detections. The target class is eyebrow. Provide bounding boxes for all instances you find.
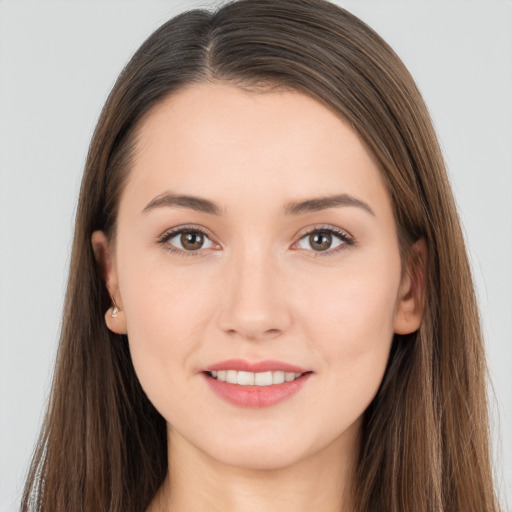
[142,192,375,217]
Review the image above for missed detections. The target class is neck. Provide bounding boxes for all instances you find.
[150,422,360,512]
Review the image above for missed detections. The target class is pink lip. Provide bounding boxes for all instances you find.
[201,359,313,408]
[202,359,309,374]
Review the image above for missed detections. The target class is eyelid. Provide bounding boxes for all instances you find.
[157,224,215,242]
[293,224,354,256]
[296,223,353,242]
[157,223,355,257]
[157,224,219,257]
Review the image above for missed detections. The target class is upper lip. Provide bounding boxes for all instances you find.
[202,359,310,374]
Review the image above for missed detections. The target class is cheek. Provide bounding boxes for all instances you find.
[306,251,399,347]
[121,246,212,337]
[301,253,400,416]
[117,257,213,413]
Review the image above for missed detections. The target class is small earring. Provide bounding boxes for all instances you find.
[111,296,120,318]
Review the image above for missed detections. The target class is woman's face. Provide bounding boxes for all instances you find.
[94,82,422,470]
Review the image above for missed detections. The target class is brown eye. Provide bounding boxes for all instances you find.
[180,231,205,251]
[161,227,215,255]
[309,232,333,251]
[296,226,352,255]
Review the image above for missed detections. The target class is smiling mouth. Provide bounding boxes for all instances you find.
[205,370,311,386]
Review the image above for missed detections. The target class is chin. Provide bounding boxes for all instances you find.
[210,443,307,471]
[190,420,350,473]
[180,424,312,471]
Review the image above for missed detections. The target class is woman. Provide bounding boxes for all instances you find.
[21,0,500,510]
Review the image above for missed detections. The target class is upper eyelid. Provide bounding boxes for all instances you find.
[301,224,352,239]
[158,224,216,243]
[159,224,353,249]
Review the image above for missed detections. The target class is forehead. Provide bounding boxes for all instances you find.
[122,82,391,220]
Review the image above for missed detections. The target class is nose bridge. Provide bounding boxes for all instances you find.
[218,236,291,340]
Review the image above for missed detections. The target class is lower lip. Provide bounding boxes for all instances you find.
[202,372,312,408]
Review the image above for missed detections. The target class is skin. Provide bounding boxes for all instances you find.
[92,82,426,512]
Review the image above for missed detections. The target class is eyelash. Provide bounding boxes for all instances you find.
[157,224,355,258]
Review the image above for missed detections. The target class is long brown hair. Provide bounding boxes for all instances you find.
[21,1,500,510]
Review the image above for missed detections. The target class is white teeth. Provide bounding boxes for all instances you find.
[254,371,273,386]
[272,371,285,384]
[226,370,238,384]
[237,371,255,386]
[210,370,304,386]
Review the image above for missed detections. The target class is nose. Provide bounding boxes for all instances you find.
[217,244,292,342]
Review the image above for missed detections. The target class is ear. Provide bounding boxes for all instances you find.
[393,238,428,335]
[91,230,127,335]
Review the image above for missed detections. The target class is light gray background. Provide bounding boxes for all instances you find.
[1,1,511,511]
